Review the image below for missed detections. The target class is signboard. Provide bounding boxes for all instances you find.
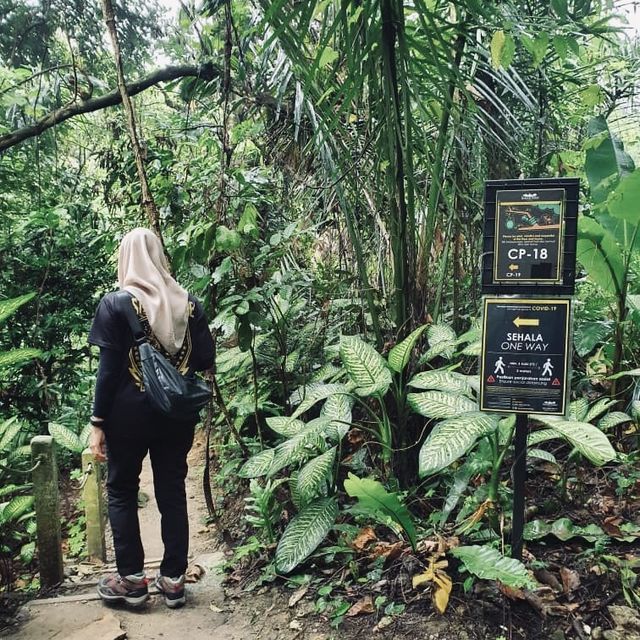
[480,298,571,415]
[482,178,579,296]
[494,188,564,283]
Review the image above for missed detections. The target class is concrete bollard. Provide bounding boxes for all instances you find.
[31,435,64,588]
[81,448,106,562]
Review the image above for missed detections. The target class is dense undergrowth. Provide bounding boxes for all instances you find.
[0,0,639,637]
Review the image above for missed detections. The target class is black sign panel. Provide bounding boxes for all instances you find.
[494,188,564,283]
[482,178,579,296]
[480,298,571,415]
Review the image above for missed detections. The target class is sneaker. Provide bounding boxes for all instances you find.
[97,573,149,607]
[155,574,186,608]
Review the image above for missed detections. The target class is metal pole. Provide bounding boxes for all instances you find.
[31,436,64,587]
[511,413,528,560]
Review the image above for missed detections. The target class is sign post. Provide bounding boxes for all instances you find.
[480,298,570,415]
[481,178,578,561]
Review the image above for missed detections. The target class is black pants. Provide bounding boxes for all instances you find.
[105,426,194,578]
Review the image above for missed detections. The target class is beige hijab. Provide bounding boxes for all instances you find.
[118,228,189,355]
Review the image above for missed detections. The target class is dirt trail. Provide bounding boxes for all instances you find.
[4,435,292,640]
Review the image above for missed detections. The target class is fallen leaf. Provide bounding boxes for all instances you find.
[185,563,205,583]
[288,585,308,608]
[412,556,452,614]
[498,583,526,600]
[347,595,374,617]
[370,541,404,563]
[603,516,623,538]
[559,567,580,594]
[209,603,225,612]
[352,526,377,551]
[533,568,562,593]
[432,572,452,614]
[374,615,393,631]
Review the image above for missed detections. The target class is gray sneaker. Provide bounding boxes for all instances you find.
[155,574,186,608]
[97,573,149,607]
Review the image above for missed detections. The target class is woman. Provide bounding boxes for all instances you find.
[88,228,215,608]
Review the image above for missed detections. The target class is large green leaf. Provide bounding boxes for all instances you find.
[274,497,338,573]
[0,348,42,370]
[0,417,20,452]
[569,398,589,421]
[598,411,633,431]
[0,292,37,325]
[291,383,351,419]
[48,422,83,454]
[2,495,34,522]
[584,398,617,423]
[573,320,612,357]
[451,545,536,589]
[407,370,475,397]
[344,473,417,549]
[269,418,331,476]
[297,447,336,504]
[607,169,640,225]
[527,429,560,446]
[547,420,616,466]
[585,116,634,203]
[527,448,557,465]
[239,448,275,478]
[387,324,427,373]
[408,391,477,419]
[524,518,606,543]
[419,412,498,476]
[321,393,353,440]
[424,324,457,361]
[340,335,391,396]
[577,216,624,295]
[266,416,306,438]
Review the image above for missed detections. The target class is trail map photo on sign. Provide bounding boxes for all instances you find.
[480,298,571,415]
[494,188,565,283]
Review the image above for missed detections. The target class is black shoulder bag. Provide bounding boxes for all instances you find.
[118,292,211,421]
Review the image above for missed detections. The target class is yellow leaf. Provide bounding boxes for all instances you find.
[433,572,452,614]
[412,569,435,589]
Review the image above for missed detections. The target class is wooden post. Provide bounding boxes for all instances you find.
[31,436,64,587]
[82,449,106,562]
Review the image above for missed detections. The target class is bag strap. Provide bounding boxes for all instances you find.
[115,291,147,346]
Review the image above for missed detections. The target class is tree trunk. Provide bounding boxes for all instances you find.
[100,0,163,241]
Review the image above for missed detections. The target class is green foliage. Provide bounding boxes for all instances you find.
[343,473,417,549]
[408,391,477,419]
[451,545,536,589]
[578,116,640,389]
[297,447,336,505]
[529,419,616,466]
[418,413,498,477]
[340,335,391,396]
[387,325,428,373]
[48,422,85,454]
[274,498,338,573]
[244,479,286,544]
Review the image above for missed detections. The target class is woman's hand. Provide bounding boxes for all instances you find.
[89,425,107,462]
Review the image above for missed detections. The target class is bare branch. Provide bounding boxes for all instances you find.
[0,63,220,154]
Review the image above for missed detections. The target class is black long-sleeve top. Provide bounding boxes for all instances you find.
[89,292,215,435]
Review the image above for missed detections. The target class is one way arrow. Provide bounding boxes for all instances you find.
[513,316,540,328]
[509,264,519,271]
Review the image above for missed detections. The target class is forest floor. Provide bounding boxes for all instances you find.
[3,431,640,640]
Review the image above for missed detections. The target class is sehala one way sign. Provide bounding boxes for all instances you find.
[480,298,571,415]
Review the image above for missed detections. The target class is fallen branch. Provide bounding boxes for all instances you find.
[0,62,220,153]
